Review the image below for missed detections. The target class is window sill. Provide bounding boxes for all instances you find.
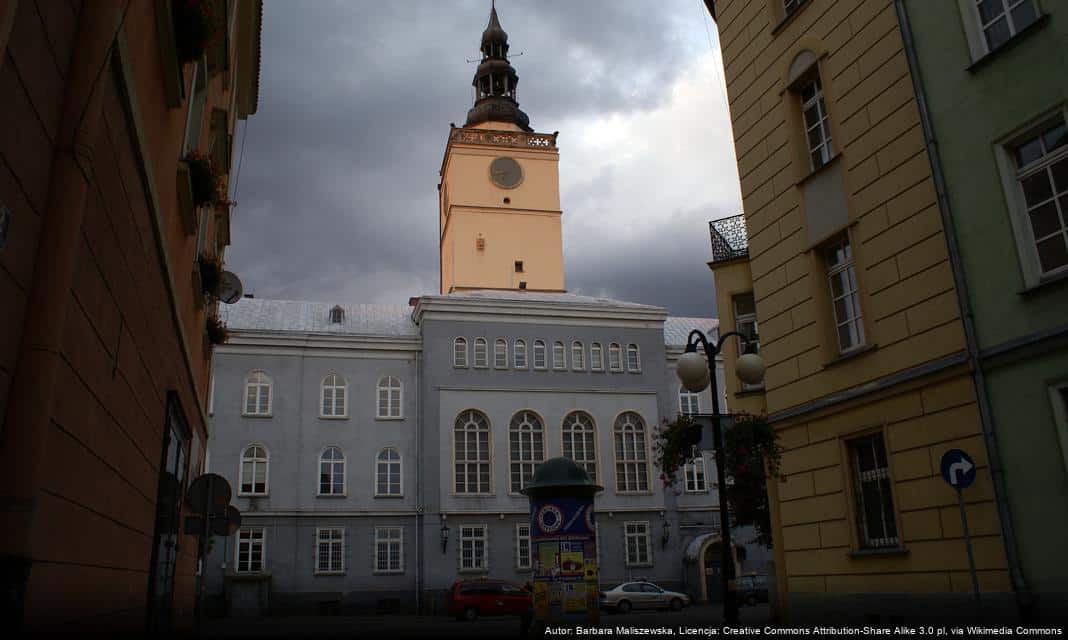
[822,343,878,369]
[967,14,1050,74]
[459,568,489,574]
[316,494,348,499]
[616,491,655,497]
[453,365,468,369]
[795,153,842,189]
[375,416,405,421]
[238,493,269,498]
[313,571,346,577]
[241,413,273,419]
[625,563,654,569]
[683,490,710,495]
[1019,268,1068,296]
[374,494,404,499]
[848,546,909,559]
[373,570,404,576]
[628,369,642,374]
[319,415,349,421]
[453,493,495,498]
[770,1,811,36]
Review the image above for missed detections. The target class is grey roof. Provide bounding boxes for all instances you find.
[663,316,719,347]
[436,289,662,310]
[220,298,418,336]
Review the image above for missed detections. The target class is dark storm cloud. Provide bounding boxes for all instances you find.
[226,0,733,316]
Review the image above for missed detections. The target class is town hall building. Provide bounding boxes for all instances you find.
[203,6,766,615]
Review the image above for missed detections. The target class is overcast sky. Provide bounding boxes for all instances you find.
[226,0,742,318]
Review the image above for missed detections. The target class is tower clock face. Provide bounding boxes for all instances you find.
[489,156,523,188]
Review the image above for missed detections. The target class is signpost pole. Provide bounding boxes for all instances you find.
[956,487,982,619]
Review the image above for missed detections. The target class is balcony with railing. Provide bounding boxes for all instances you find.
[709,214,749,265]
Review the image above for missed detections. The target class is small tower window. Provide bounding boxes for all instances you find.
[519,281,527,290]
[514,261,524,273]
[329,305,344,324]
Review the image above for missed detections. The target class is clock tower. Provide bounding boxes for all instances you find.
[438,5,565,294]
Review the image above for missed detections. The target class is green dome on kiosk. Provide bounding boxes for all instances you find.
[521,457,604,494]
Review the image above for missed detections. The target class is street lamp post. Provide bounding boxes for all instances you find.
[676,329,765,626]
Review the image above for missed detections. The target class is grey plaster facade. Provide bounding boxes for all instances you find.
[204,293,768,615]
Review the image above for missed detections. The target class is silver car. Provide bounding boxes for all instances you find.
[600,581,691,613]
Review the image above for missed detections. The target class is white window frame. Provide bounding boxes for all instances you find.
[590,342,604,371]
[320,373,347,419]
[514,339,527,368]
[315,527,345,575]
[375,447,403,497]
[453,337,468,368]
[238,444,269,496]
[374,526,404,575]
[967,0,1041,56]
[242,371,272,417]
[800,75,833,171]
[848,433,900,550]
[824,235,866,354]
[623,521,652,567]
[552,341,566,370]
[459,524,489,572]
[235,527,265,573]
[1048,381,1068,473]
[608,343,623,372]
[733,292,763,391]
[684,453,708,493]
[494,338,508,369]
[318,446,346,497]
[473,338,489,368]
[515,523,532,570]
[508,411,545,494]
[376,376,403,419]
[571,341,585,371]
[679,387,700,415]
[533,340,547,370]
[454,410,493,495]
[562,411,597,482]
[626,344,641,372]
[613,412,649,493]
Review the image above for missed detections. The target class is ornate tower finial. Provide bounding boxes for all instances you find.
[465,4,531,131]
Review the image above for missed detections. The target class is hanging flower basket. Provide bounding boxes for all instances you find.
[184,150,222,207]
[173,0,221,64]
[653,413,703,490]
[722,413,783,547]
[206,313,228,345]
[198,252,222,297]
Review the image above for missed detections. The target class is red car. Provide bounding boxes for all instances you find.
[446,579,533,621]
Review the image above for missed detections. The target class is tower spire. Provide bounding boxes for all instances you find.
[464,4,531,131]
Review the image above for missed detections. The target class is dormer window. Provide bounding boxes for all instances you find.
[329,305,344,324]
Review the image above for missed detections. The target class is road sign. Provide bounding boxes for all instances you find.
[939,449,976,489]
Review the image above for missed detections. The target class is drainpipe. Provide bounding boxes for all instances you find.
[893,0,1031,615]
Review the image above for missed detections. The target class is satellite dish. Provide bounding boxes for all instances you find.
[217,271,244,304]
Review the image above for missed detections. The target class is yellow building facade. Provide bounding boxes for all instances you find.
[708,0,1013,622]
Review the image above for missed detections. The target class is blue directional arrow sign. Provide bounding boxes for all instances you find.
[940,448,976,490]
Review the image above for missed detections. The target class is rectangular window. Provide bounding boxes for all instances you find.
[590,343,604,371]
[974,0,1039,52]
[824,235,865,353]
[608,344,623,372]
[679,389,700,414]
[1012,117,1068,277]
[783,0,807,16]
[800,76,833,171]
[533,341,547,370]
[236,528,265,573]
[847,433,899,550]
[733,292,762,390]
[515,524,532,570]
[494,339,508,369]
[460,525,488,572]
[684,454,708,493]
[515,260,524,273]
[624,522,652,567]
[626,344,641,372]
[374,527,404,574]
[571,342,585,370]
[316,528,344,574]
[552,342,566,369]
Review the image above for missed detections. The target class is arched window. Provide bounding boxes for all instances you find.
[376,447,402,496]
[562,411,597,481]
[454,410,491,494]
[319,447,345,495]
[473,338,488,368]
[377,376,402,419]
[679,387,700,415]
[509,411,545,493]
[590,343,604,371]
[626,344,641,372]
[608,343,623,372]
[321,373,346,418]
[552,341,566,369]
[453,338,468,368]
[533,340,547,370]
[243,371,272,416]
[239,444,268,495]
[571,341,585,370]
[494,339,508,368]
[514,339,527,368]
[613,412,649,492]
